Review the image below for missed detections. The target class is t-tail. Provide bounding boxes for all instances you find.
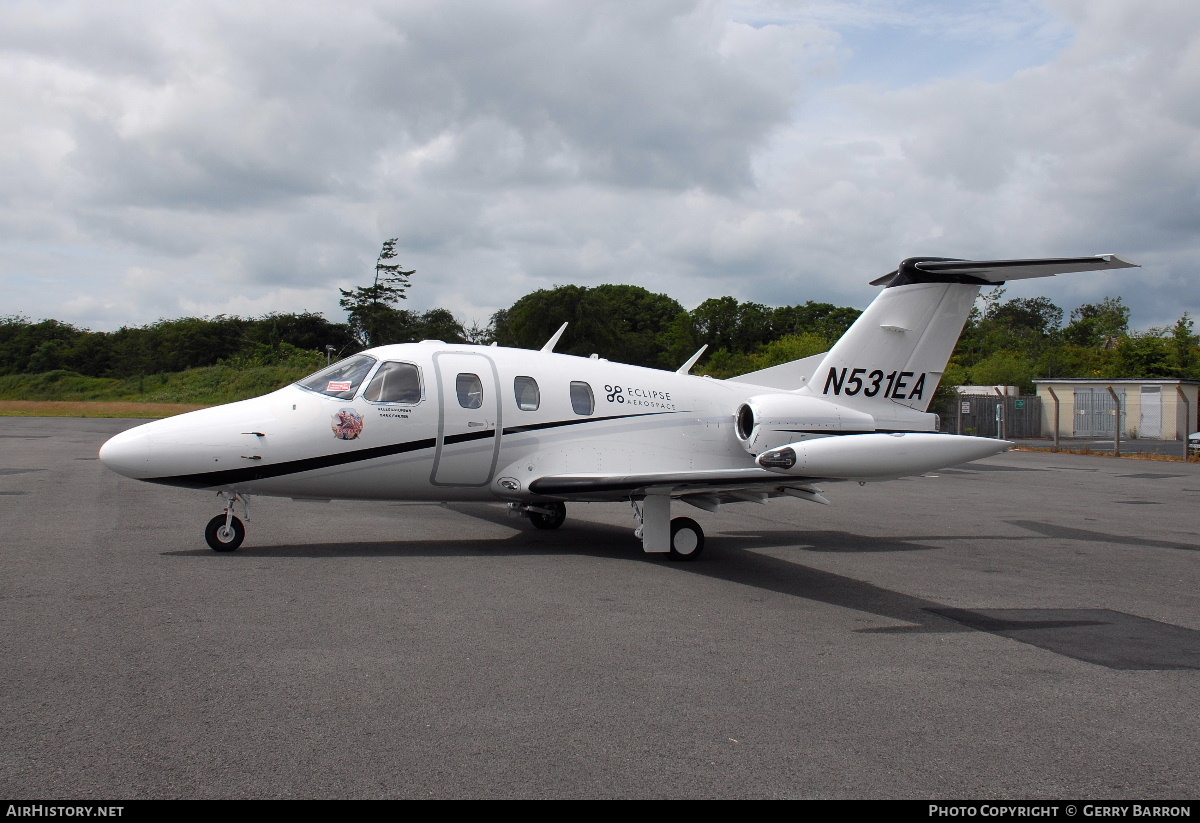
[804,255,1138,422]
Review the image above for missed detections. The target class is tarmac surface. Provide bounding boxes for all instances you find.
[1,416,1198,799]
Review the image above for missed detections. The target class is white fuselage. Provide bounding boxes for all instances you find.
[100,342,784,501]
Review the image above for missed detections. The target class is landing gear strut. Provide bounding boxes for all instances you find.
[205,491,248,552]
[631,496,705,560]
[509,501,567,530]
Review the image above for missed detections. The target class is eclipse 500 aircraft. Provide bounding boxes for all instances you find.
[100,254,1137,558]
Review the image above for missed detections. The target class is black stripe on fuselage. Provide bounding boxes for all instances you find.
[501,412,664,436]
[145,437,439,489]
[142,412,671,489]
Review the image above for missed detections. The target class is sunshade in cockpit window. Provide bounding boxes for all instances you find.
[456,373,483,409]
[364,362,423,404]
[296,354,377,400]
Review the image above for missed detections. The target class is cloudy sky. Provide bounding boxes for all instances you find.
[2,0,1197,334]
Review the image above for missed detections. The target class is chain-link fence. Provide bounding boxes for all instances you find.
[949,394,1042,438]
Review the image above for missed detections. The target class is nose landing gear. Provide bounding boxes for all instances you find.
[508,501,567,530]
[205,491,249,552]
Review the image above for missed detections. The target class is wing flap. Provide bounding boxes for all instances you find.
[528,467,826,500]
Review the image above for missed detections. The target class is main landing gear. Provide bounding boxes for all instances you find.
[631,497,705,561]
[205,491,248,552]
[506,498,710,559]
[668,517,704,560]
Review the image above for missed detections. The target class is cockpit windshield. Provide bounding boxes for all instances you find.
[296,354,377,400]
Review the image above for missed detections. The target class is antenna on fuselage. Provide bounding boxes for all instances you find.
[540,322,568,353]
[676,344,708,375]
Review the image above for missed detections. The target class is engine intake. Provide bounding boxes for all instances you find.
[734,393,876,454]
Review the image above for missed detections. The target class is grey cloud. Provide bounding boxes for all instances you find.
[3,0,1196,335]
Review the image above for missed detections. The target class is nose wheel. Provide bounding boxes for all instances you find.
[205,491,249,552]
[527,501,567,530]
[205,514,245,551]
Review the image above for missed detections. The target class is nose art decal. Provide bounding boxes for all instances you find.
[332,408,364,440]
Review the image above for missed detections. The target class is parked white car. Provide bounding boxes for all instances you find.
[1190,432,1200,455]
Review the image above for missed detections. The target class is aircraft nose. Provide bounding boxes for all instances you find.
[98,426,151,479]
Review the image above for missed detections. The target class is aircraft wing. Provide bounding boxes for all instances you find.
[527,468,831,505]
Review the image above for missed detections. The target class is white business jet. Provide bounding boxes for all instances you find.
[99,254,1137,558]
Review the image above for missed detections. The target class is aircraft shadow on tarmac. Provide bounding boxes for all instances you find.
[1008,519,1197,552]
[158,505,1200,669]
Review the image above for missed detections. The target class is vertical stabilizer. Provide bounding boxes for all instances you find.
[806,253,1137,414]
[809,282,978,413]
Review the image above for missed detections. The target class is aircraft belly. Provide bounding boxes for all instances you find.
[236,450,440,500]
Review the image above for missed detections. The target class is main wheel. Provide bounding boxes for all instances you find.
[527,501,566,530]
[205,514,245,552]
[669,517,704,560]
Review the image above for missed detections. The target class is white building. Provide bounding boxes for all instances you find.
[1032,379,1199,440]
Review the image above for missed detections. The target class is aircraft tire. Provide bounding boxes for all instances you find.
[205,514,245,552]
[669,517,704,561]
[528,502,566,530]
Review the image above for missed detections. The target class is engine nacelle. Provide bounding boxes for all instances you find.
[734,393,876,454]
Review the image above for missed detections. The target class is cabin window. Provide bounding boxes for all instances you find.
[296,354,377,400]
[570,381,594,416]
[456,373,484,409]
[514,376,540,411]
[364,362,422,404]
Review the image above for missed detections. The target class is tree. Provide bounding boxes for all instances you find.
[1171,313,1197,377]
[770,301,861,342]
[1115,332,1174,378]
[339,239,416,347]
[492,284,684,368]
[413,308,467,344]
[989,297,1063,338]
[1063,296,1130,348]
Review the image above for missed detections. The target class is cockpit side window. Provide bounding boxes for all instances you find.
[514,376,540,411]
[456,373,484,409]
[570,381,594,416]
[364,362,423,404]
[296,354,377,400]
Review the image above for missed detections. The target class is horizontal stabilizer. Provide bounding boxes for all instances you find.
[870,254,1138,288]
[727,352,827,390]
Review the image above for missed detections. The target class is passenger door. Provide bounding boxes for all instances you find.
[432,352,501,486]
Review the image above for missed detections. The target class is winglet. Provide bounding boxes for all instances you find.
[676,345,708,375]
[540,322,568,353]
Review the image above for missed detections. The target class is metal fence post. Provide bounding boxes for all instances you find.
[1047,386,1060,451]
[1178,385,1191,462]
[1107,385,1121,457]
[994,387,1005,440]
